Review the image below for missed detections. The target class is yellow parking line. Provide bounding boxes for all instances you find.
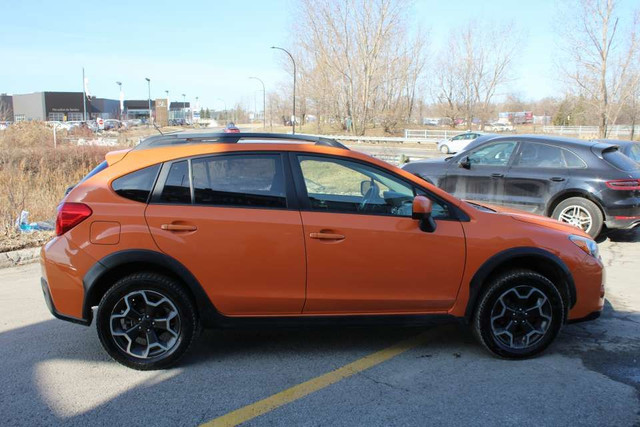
[200,331,432,427]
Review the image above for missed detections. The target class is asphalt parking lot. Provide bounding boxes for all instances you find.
[1,229,639,426]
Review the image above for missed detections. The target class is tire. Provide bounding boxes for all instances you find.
[440,145,449,154]
[96,272,198,370]
[472,269,564,359]
[551,197,603,238]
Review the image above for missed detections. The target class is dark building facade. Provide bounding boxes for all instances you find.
[0,94,13,121]
[12,92,119,121]
[124,100,156,120]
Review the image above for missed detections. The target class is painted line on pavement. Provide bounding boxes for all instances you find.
[200,330,434,427]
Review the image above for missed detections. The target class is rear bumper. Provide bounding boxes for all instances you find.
[604,216,640,230]
[40,277,90,326]
[603,195,640,229]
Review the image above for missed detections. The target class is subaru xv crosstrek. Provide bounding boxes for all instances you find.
[41,133,605,370]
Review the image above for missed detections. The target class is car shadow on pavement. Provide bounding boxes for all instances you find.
[600,227,640,243]
[1,305,639,426]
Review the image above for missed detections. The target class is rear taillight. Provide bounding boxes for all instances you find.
[605,179,640,190]
[55,202,92,236]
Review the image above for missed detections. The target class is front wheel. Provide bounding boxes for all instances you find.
[96,272,198,370]
[472,270,564,359]
[551,197,603,238]
[440,145,450,154]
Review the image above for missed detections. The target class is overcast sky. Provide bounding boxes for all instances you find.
[0,0,636,110]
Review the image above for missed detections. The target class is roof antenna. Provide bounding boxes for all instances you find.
[153,122,164,135]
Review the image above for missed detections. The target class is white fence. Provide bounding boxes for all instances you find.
[404,129,464,141]
[541,125,640,138]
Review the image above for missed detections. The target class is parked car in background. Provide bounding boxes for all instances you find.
[437,132,483,154]
[41,132,604,369]
[223,122,240,133]
[596,139,640,163]
[103,119,122,131]
[457,133,500,153]
[423,118,439,126]
[403,135,640,237]
[486,122,515,132]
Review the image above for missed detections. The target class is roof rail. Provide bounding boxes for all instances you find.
[133,132,349,151]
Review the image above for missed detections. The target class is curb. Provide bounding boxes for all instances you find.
[0,247,41,269]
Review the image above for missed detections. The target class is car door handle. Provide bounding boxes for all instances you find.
[491,173,504,178]
[550,177,566,182]
[309,232,345,240]
[161,223,197,232]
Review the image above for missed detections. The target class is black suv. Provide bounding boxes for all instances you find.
[402,135,640,237]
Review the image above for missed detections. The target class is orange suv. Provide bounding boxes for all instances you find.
[40,133,605,370]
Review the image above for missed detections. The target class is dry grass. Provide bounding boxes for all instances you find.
[0,122,115,251]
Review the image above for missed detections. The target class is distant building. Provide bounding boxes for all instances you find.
[124,100,156,120]
[0,94,13,121]
[12,92,119,122]
[169,102,190,122]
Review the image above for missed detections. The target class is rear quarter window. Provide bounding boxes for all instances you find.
[112,164,160,203]
[603,149,640,172]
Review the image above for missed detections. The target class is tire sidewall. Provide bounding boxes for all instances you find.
[440,145,449,154]
[96,274,196,370]
[476,272,564,359]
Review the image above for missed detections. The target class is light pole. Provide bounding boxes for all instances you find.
[182,93,186,123]
[271,46,296,134]
[195,96,199,122]
[116,81,122,120]
[145,77,151,126]
[249,77,266,129]
[217,98,226,122]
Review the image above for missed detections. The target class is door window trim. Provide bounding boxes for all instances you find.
[288,152,466,221]
[149,151,299,210]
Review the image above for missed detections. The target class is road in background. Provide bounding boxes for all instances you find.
[0,229,638,426]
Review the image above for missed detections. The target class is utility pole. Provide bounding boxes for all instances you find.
[249,77,266,129]
[271,46,296,134]
[116,81,122,120]
[82,67,87,121]
[145,77,151,126]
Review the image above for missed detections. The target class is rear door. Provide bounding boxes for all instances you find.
[503,142,580,214]
[144,152,306,316]
[442,140,518,204]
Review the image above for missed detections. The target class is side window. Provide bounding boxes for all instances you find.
[191,154,286,208]
[112,164,160,203]
[160,161,191,204]
[516,143,586,168]
[562,149,587,168]
[297,155,449,218]
[452,135,463,141]
[467,141,517,166]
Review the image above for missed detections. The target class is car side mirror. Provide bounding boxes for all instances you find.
[360,180,372,196]
[412,196,437,233]
[458,156,471,169]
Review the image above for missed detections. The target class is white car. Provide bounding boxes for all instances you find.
[486,122,515,132]
[436,132,482,154]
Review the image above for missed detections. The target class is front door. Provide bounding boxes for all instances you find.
[145,153,306,316]
[503,142,574,214]
[292,154,466,314]
[442,140,518,205]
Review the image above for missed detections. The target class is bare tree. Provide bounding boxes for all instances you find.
[291,0,426,135]
[558,0,640,138]
[434,23,518,129]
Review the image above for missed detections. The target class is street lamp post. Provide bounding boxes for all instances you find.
[182,93,186,123]
[145,77,151,126]
[116,81,122,120]
[249,76,266,129]
[271,46,296,134]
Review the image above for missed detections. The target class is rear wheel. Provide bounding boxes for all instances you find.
[551,197,603,238]
[440,145,450,154]
[473,270,564,359]
[96,272,198,370]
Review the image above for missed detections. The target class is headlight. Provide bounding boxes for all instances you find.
[569,235,600,259]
